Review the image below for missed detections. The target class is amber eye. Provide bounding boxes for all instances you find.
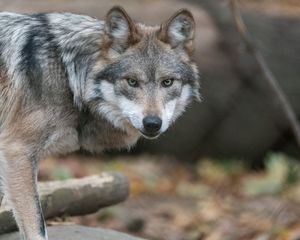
[126,78,139,87]
[161,78,174,87]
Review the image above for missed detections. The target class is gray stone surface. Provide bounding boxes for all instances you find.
[0,225,146,240]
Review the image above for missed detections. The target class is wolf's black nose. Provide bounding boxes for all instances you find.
[143,116,162,134]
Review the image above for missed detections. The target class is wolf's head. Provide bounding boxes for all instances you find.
[86,6,200,139]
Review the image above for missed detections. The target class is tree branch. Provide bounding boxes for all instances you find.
[229,0,300,148]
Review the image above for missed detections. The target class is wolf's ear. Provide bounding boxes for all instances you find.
[158,9,195,50]
[105,6,140,53]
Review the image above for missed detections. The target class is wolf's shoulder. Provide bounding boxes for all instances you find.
[0,12,33,26]
[0,11,103,53]
[0,12,102,28]
[0,11,28,19]
[45,12,103,34]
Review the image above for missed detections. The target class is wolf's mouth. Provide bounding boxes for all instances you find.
[140,131,160,140]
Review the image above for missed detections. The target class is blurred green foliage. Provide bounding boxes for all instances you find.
[51,166,73,180]
[243,153,299,196]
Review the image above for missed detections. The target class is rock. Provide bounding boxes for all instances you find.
[0,225,146,240]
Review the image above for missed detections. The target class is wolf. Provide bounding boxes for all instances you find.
[0,6,200,240]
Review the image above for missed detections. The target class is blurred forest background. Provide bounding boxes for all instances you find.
[0,0,299,239]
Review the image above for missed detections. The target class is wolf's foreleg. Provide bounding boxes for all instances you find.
[0,191,3,207]
[0,153,4,207]
[0,143,47,240]
[0,176,3,206]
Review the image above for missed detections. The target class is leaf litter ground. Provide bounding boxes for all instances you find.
[39,153,300,240]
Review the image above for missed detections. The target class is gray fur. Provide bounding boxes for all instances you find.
[0,7,199,240]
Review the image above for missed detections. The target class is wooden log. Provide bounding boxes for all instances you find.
[0,172,129,234]
[0,225,146,240]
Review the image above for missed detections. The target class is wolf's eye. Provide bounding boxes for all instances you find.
[161,78,174,87]
[126,78,139,88]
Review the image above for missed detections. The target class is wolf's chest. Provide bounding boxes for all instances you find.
[77,117,141,153]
